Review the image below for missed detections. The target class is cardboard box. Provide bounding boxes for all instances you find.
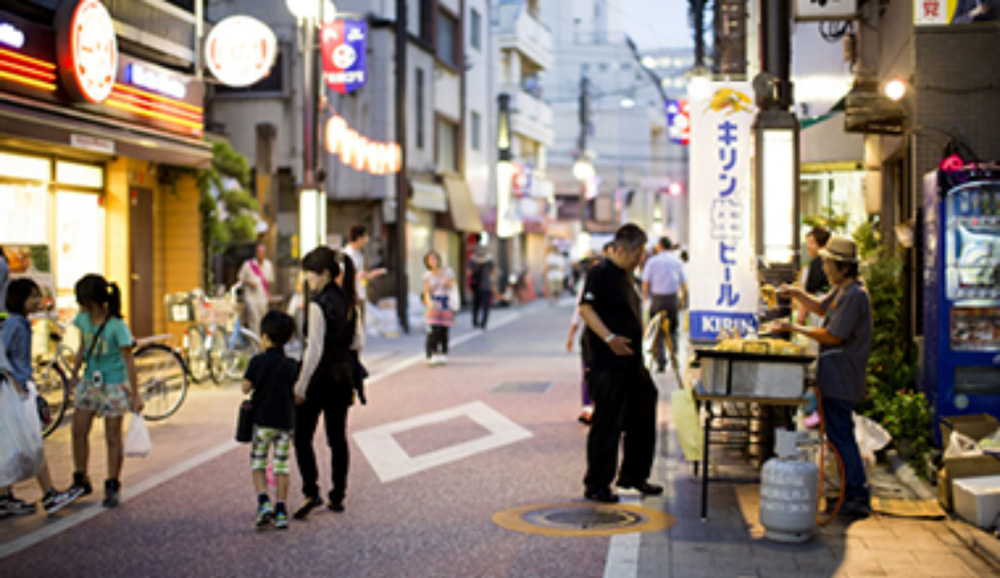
[938,414,1000,511]
[953,475,1000,529]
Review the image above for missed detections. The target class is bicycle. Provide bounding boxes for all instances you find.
[133,338,189,421]
[165,290,211,384]
[643,310,684,387]
[29,308,79,438]
[204,283,262,384]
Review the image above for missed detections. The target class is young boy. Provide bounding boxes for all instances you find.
[242,310,298,529]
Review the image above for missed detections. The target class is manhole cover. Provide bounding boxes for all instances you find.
[492,502,675,537]
[492,381,552,393]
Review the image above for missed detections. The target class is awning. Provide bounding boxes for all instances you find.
[410,180,448,212]
[443,176,483,232]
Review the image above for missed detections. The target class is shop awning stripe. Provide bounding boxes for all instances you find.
[104,97,203,132]
[0,47,56,71]
[112,83,203,114]
[0,59,56,83]
[0,69,56,92]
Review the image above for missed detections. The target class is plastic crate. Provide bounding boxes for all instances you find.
[165,293,195,323]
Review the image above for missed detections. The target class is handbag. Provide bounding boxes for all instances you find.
[235,399,254,443]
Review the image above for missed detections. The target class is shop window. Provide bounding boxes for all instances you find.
[55,191,105,307]
[436,117,458,173]
[470,111,481,151]
[416,68,425,149]
[437,10,459,68]
[470,8,482,51]
[0,151,49,181]
[56,161,104,189]
[0,183,48,244]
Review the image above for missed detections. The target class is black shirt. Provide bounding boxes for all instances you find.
[579,258,643,371]
[805,257,829,295]
[244,346,298,430]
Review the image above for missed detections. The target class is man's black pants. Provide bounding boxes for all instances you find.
[472,291,492,328]
[650,294,679,370]
[294,388,351,501]
[584,366,658,492]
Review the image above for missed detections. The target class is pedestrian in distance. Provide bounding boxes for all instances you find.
[641,236,687,373]
[468,246,494,330]
[423,250,456,366]
[343,225,387,321]
[238,242,275,335]
[292,247,360,518]
[578,224,662,503]
[242,310,299,530]
[772,235,874,518]
[566,244,612,426]
[0,279,84,517]
[67,274,144,508]
[544,245,567,304]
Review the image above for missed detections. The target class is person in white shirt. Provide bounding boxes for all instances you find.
[545,245,566,304]
[640,237,687,372]
[343,225,386,321]
[238,243,275,335]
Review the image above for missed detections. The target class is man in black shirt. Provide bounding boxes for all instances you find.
[578,224,661,503]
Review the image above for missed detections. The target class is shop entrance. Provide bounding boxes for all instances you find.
[130,187,154,337]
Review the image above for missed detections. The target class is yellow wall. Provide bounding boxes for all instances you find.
[106,158,131,319]
[155,172,203,342]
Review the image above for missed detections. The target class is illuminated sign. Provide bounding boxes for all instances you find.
[321,20,368,94]
[666,99,690,145]
[324,115,401,175]
[123,63,186,99]
[55,0,118,103]
[205,15,277,88]
[0,22,24,49]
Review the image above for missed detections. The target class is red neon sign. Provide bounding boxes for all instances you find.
[55,0,118,103]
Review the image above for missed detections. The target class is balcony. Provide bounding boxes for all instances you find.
[494,2,553,71]
[500,84,554,146]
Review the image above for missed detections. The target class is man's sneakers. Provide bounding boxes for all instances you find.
[328,491,345,513]
[427,354,448,366]
[0,493,37,517]
[616,480,664,496]
[42,487,84,516]
[584,487,620,503]
[292,495,323,519]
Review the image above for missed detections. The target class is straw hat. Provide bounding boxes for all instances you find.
[818,235,859,263]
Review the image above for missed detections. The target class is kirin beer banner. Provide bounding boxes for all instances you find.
[321,20,367,94]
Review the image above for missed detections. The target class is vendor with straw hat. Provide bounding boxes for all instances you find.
[772,235,874,518]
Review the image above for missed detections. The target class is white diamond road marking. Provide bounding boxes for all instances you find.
[353,401,533,483]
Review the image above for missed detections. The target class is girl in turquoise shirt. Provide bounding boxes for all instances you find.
[67,274,143,508]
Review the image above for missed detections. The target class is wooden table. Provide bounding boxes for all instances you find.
[693,388,808,520]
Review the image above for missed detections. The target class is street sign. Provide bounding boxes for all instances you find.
[322,20,368,94]
[205,16,278,88]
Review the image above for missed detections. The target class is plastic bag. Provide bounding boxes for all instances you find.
[854,413,892,472]
[671,387,703,462]
[124,413,152,458]
[945,430,983,458]
[0,377,45,486]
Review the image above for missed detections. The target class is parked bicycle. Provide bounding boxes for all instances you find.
[205,283,262,383]
[29,308,79,438]
[133,337,189,421]
[165,289,211,384]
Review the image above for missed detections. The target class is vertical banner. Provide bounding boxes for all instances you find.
[321,20,368,94]
[687,81,759,341]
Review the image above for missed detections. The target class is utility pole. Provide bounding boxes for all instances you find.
[394,0,409,332]
[577,75,590,230]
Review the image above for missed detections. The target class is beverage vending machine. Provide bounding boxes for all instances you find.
[923,165,1000,434]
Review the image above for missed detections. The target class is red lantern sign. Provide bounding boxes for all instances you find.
[55,0,118,103]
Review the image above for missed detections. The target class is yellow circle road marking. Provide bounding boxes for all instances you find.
[492,502,676,537]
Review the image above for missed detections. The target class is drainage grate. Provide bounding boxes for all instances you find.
[492,502,675,537]
[492,381,553,393]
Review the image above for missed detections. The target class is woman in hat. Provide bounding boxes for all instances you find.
[773,235,873,518]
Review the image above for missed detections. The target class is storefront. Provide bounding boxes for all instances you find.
[0,2,210,338]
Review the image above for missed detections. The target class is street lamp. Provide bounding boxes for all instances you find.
[754,109,799,265]
[288,0,336,257]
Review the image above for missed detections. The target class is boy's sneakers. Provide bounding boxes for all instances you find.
[293,495,323,519]
[272,503,288,529]
[102,479,121,508]
[0,493,37,517]
[328,490,344,513]
[70,472,93,497]
[256,500,274,528]
[42,487,84,516]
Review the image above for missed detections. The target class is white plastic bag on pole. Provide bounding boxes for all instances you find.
[671,387,704,462]
[124,413,152,458]
[0,377,45,486]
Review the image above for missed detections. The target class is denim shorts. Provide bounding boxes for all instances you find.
[74,379,131,418]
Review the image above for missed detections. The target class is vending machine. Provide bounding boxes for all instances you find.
[923,165,1000,433]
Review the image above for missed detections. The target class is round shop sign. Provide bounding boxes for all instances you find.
[55,0,118,103]
[205,15,277,88]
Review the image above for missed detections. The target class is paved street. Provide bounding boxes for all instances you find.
[1,301,997,578]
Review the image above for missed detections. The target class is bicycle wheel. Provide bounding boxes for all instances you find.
[206,325,229,385]
[224,328,262,380]
[184,325,210,383]
[134,343,188,421]
[814,435,846,526]
[34,360,69,437]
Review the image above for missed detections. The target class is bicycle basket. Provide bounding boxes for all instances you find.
[165,293,195,323]
[197,298,238,327]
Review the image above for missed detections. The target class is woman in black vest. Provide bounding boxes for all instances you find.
[292,247,359,518]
